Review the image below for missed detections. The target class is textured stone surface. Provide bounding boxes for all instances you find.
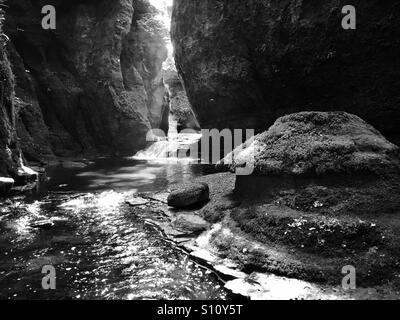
[173,214,210,232]
[168,182,210,208]
[0,6,19,177]
[164,63,199,131]
[223,112,400,176]
[8,43,54,162]
[172,0,400,144]
[5,0,169,158]
[220,112,400,216]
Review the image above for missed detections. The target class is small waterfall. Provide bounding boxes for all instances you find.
[133,118,201,161]
[133,1,201,162]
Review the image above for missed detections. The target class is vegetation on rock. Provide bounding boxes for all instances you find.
[224,112,400,176]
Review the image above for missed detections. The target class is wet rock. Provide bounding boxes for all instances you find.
[126,197,149,207]
[30,220,54,230]
[15,164,38,186]
[214,265,247,281]
[189,248,219,267]
[224,273,335,300]
[50,217,70,227]
[173,214,210,233]
[0,177,14,194]
[168,183,210,208]
[160,223,191,239]
[139,192,169,204]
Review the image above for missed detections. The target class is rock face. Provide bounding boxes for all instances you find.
[168,182,210,208]
[8,43,53,162]
[164,63,199,132]
[5,0,169,158]
[172,0,400,144]
[0,6,19,177]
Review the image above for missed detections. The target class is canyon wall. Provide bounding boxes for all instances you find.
[0,6,19,176]
[172,0,400,144]
[163,60,200,131]
[4,0,168,161]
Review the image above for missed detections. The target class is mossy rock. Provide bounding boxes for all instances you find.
[223,111,400,176]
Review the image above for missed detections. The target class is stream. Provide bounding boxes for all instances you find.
[0,156,228,300]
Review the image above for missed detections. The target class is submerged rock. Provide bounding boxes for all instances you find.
[168,182,210,208]
[30,220,55,230]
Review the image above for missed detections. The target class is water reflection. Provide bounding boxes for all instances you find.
[42,158,214,194]
[0,160,227,300]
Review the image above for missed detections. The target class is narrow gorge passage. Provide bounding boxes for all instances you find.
[0,0,228,300]
[1,0,400,305]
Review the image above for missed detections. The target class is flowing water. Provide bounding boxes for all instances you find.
[0,1,229,301]
[0,153,228,300]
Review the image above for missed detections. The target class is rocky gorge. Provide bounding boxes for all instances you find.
[171,0,400,144]
[2,0,170,175]
[1,0,400,300]
[140,111,400,299]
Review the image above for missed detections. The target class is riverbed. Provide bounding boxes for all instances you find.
[0,158,228,300]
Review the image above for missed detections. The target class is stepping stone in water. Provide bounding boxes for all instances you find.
[173,214,210,233]
[126,197,149,207]
[30,220,55,230]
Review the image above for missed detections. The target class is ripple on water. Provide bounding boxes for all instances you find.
[0,191,227,300]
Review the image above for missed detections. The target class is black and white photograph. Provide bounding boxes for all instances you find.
[0,0,400,310]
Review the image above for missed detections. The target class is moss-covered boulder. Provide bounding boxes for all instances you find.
[225,111,400,177]
[220,112,400,216]
[210,112,400,287]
